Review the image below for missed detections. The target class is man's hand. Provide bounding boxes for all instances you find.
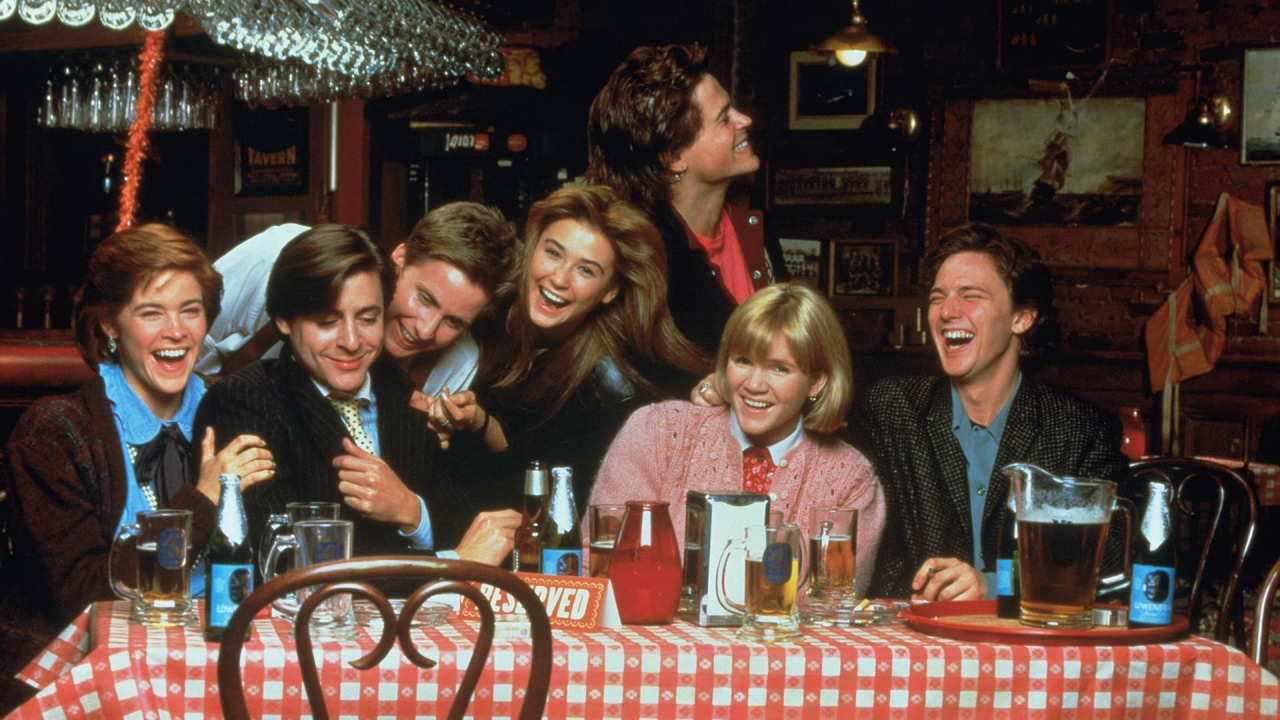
[453,510,523,566]
[334,437,421,532]
[690,373,724,408]
[195,428,274,504]
[911,557,986,602]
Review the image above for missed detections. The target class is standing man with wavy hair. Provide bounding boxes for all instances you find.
[587,43,785,356]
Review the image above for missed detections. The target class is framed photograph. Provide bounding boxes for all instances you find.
[997,0,1110,71]
[787,52,876,131]
[1242,49,1280,165]
[779,238,823,291]
[1266,182,1280,304]
[829,238,897,297]
[773,166,893,205]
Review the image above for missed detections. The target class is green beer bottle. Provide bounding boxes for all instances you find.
[204,474,254,641]
[540,466,582,576]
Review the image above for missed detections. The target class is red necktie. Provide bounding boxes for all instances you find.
[743,446,776,495]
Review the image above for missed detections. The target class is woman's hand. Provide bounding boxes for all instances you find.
[411,387,506,452]
[195,428,274,504]
[690,373,724,408]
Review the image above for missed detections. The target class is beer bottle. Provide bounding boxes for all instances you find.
[1129,479,1177,628]
[513,460,549,572]
[203,474,254,641]
[995,490,1021,619]
[540,466,582,576]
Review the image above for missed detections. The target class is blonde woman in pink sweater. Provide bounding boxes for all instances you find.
[588,283,884,592]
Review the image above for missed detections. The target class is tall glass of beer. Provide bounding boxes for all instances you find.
[714,521,806,642]
[1008,463,1120,630]
[806,507,858,604]
[109,509,194,627]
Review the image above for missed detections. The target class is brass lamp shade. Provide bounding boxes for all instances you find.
[814,0,896,67]
[1162,96,1231,149]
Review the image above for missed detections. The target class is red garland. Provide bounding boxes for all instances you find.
[116,31,166,232]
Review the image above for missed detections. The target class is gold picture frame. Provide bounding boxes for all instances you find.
[787,52,876,131]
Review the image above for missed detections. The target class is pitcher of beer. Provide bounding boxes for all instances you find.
[1006,463,1132,630]
[714,520,806,642]
[109,509,194,627]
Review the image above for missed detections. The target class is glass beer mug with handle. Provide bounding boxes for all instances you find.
[263,518,356,638]
[258,502,342,579]
[109,509,195,627]
[1006,463,1133,630]
[715,520,806,642]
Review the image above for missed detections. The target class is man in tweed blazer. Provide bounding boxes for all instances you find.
[852,224,1129,600]
[195,225,520,564]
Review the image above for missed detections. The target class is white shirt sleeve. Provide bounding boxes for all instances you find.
[419,334,481,396]
[196,224,310,375]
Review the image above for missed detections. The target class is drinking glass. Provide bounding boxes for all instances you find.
[679,504,704,614]
[588,503,625,578]
[264,519,355,639]
[715,521,806,643]
[806,508,858,603]
[109,509,194,627]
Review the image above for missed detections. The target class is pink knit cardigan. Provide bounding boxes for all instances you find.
[587,401,885,592]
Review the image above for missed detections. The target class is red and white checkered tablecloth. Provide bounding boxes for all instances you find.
[11,599,1279,719]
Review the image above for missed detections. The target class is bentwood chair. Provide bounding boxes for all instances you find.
[216,555,553,720]
[1251,556,1280,667]
[1129,458,1258,646]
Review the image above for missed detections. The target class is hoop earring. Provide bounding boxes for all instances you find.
[107,336,117,354]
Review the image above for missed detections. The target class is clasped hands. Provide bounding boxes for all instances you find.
[334,437,521,565]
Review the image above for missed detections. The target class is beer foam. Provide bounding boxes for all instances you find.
[1017,506,1109,524]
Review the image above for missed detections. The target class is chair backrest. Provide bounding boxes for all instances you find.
[217,555,553,720]
[1250,556,1280,667]
[1130,458,1258,645]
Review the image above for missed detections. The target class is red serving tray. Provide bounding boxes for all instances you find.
[901,600,1190,646]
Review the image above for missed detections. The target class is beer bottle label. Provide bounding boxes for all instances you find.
[541,549,582,576]
[208,563,254,628]
[996,558,1014,596]
[1129,563,1174,625]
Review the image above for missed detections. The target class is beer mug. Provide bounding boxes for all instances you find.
[264,519,355,638]
[109,509,194,627]
[588,503,626,578]
[714,521,806,642]
[258,501,342,578]
[806,508,858,605]
[679,504,705,614]
[1007,463,1133,630]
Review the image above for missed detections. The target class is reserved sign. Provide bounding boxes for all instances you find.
[458,572,621,630]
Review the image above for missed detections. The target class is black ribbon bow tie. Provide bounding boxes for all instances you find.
[134,423,192,507]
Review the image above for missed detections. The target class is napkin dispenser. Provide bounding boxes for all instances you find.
[680,490,770,626]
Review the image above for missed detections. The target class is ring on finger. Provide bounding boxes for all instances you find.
[440,417,452,429]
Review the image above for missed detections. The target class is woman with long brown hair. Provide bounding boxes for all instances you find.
[436,186,705,510]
